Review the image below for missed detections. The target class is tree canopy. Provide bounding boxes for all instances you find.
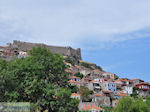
[0,47,79,112]
[113,97,149,112]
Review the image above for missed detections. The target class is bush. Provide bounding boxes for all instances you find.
[74,72,84,79]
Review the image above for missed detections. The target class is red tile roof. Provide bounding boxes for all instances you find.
[103,90,113,93]
[71,93,81,96]
[82,104,104,111]
[95,93,102,97]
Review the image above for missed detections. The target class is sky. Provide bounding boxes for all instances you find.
[0,0,150,82]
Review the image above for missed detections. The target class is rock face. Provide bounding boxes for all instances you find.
[8,40,82,60]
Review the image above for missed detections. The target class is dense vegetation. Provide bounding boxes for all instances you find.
[113,96,150,112]
[0,47,79,112]
[104,96,150,112]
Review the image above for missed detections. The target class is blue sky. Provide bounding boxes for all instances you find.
[0,0,150,82]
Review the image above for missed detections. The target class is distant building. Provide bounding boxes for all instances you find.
[122,86,133,94]
[101,81,117,93]
[71,93,81,100]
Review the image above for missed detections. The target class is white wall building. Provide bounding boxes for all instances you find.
[101,81,117,93]
[122,86,133,94]
[93,78,104,83]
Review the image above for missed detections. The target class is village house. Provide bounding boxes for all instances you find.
[93,78,104,83]
[71,93,81,100]
[130,79,144,86]
[80,103,104,112]
[102,72,117,80]
[18,51,28,58]
[134,82,150,97]
[92,93,111,107]
[70,76,81,82]
[115,78,130,86]
[101,81,117,93]
[122,86,133,94]
[114,91,128,99]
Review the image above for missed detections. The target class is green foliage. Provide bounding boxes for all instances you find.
[65,56,75,66]
[79,86,92,102]
[103,106,113,112]
[81,62,93,70]
[146,96,150,111]
[74,72,84,79]
[114,76,119,80]
[69,85,79,93]
[113,97,149,112]
[131,87,139,98]
[0,47,79,112]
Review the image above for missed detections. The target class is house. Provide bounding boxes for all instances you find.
[70,76,81,82]
[115,91,128,98]
[81,104,104,112]
[86,80,102,92]
[130,79,144,86]
[101,81,117,93]
[69,80,87,88]
[134,82,150,97]
[102,72,117,80]
[93,78,104,83]
[116,78,130,86]
[92,93,111,107]
[122,86,133,94]
[71,93,81,100]
[18,51,28,58]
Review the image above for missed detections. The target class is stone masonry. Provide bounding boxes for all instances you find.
[7,40,82,60]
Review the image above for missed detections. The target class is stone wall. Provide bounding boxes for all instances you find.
[8,40,82,60]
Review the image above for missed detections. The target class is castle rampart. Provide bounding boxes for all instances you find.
[8,40,82,60]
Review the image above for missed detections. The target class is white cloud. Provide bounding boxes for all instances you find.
[0,0,150,48]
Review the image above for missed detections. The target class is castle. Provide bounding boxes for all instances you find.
[0,40,82,60]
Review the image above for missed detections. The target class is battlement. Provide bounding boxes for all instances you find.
[7,40,82,60]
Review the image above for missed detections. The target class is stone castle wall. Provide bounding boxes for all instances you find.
[9,40,82,60]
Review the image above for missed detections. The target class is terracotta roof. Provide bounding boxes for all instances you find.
[118,91,128,94]
[117,79,129,82]
[116,91,128,96]
[69,80,87,84]
[95,93,102,97]
[103,90,113,93]
[71,93,81,96]
[129,79,141,82]
[92,80,100,83]
[135,82,150,86]
[82,105,104,111]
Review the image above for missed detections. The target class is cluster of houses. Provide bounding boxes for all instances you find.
[0,44,150,112]
[65,62,150,112]
[0,46,28,60]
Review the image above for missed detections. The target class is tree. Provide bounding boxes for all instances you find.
[113,97,149,112]
[103,106,113,112]
[0,47,79,112]
[146,96,150,112]
[74,72,84,79]
[69,85,79,93]
[79,86,92,102]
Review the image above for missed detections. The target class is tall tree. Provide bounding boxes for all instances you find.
[0,47,79,111]
[113,97,149,112]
